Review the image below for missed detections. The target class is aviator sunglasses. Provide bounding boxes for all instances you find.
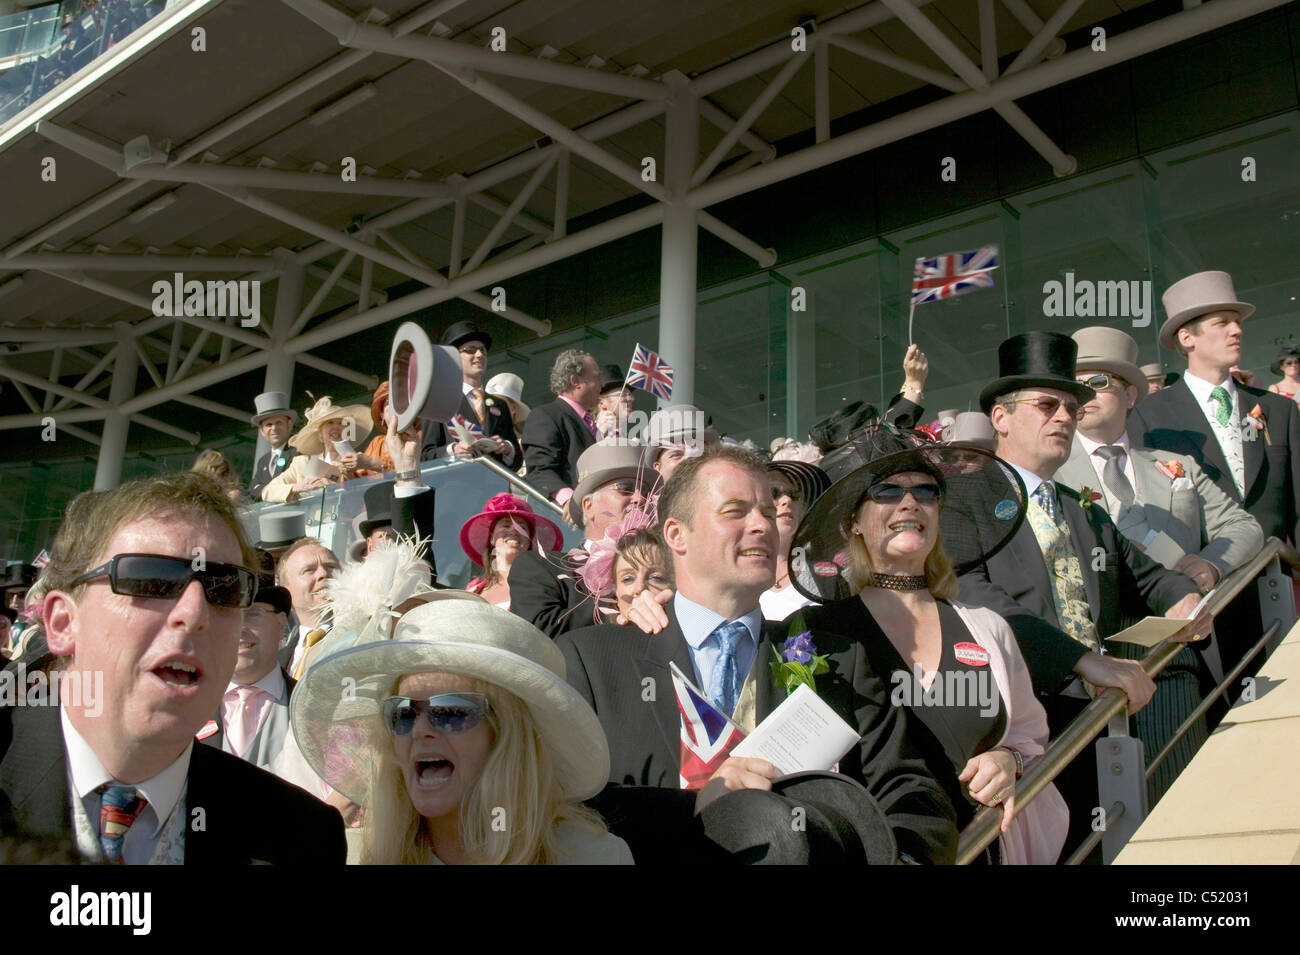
[865,482,943,505]
[382,693,492,736]
[70,553,256,609]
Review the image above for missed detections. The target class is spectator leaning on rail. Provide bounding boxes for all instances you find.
[520,348,603,512]
[0,471,345,864]
[261,396,377,504]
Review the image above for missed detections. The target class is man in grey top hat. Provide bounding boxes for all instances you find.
[249,392,299,500]
[510,440,649,638]
[641,404,719,485]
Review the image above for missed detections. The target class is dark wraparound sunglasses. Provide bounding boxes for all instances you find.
[866,482,943,505]
[70,553,256,609]
[382,693,492,736]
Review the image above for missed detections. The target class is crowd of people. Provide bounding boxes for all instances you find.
[1,267,1296,866]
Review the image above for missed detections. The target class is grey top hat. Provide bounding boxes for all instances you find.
[1139,362,1179,387]
[948,412,996,451]
[1071,326,1147,404]
[642,404,719,448]
[1159,270,1255,350]
[252,391,299,426]
[570,439,651,528]
[257,509,306,550]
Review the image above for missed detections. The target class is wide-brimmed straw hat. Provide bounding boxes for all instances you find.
[1072,326,1148,404]
[459,493,563,567]
[790,424,1026,603]
[1159,270,1255,350]
[288,396,374,455]
[291,598,611,806]
[486,373,530,423]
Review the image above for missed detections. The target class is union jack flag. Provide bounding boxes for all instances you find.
[450,413,484,439]
[626,343,674,400]
[911,245,999,305]
[670,662,746,789]
[32,549,50,569]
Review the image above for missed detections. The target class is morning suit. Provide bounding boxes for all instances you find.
[1128,378,1300,545]
[198,671,297,771]
[556,605,959,865]
[509,548,617,638]
[420,388,521,467]
[0,702,346,864]
[250,446,299,500]
[520,398,597,500]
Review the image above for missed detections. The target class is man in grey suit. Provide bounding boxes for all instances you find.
[200,580,296,772]
[1056,326,1263,801]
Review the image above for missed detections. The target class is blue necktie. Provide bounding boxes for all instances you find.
[707,620,748,717]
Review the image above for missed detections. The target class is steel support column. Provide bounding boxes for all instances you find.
[94,326,138,491]
[657,73,699,406]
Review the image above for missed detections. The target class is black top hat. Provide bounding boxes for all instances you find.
[1,563,38,591]
[1,607,16,624]
[1271,347,1300,377]
[358,481,396,539]
[251,580,293,616]
[598,364,625,394]
[979,331,1095,414]
[440,321,492,352]
[695,771,898,864]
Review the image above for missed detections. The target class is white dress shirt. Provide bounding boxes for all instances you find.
[267,445,288,478]
[62,705,191,865]
[1182,370,1245,495]
[673,592,763,698]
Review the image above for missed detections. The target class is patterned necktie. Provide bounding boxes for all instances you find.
[707,620,748,718]
[1210,386,1233,427]
[1024,490,1101,655]
[469,388,486,426]
[1095,445,1136,507]
[1032,480,1057,521]
[97,785,148,863]
[582,411,599,439]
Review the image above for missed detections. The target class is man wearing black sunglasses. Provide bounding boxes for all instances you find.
[0,472,345,865]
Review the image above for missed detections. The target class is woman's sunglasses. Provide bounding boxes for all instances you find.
[865,482,943,505]
[382,693,492,736]
[70,553,256,608]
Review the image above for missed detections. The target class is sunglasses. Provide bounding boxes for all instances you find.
[71,553,256,609]
[1001,396,1082,420]
[1078,373,1129,393]
[382,693,492,736]
[866,483,943,505]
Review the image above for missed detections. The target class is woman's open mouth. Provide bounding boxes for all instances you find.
[414,757,455,789]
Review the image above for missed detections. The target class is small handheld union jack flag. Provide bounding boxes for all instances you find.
[670,662,746,789]
[911,245,999,305]
[449,414,484,440]
[626,343,674,400]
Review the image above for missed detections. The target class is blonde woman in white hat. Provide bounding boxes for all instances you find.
[261,396,375,503]
[292,598,631,865]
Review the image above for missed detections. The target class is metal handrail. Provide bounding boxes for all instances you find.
[473,455,573,523]
[955,536,1297,864]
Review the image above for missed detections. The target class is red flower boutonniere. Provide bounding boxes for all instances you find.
[1078,486,1103,509]
[1244,404,1271,445]
[1155,459,1185,480]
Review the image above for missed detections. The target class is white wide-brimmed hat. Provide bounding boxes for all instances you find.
[486,372,530,423]
[1159,270,1255,349]
[288,396,374,455]
[291,598,611,806]
[1072,326,1148,404]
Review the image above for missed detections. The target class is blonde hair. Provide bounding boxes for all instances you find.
[360,673,607,865]
[843,495,958,601]
[191,449,242,494]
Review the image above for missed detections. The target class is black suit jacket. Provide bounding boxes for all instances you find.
[556,607,958,864]
[958,482,1199,698]
[1128,378,1300,544]
[0,702,345,864]
[420,391,521,467]
[520,398,596,500]
[249,446,299,500]
[508,548,617,638]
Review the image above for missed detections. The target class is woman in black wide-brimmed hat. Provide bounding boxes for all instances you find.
[788,424,1068,864]
[1267,346,1300,405]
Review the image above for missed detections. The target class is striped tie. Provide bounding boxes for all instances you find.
[97,784,147,863]
[469,387,486,426]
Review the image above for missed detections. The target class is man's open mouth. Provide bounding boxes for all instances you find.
[153,661,201,687]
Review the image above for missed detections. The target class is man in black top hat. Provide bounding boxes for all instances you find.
[2,563,38,613]
[957,331,1210,858]
[595,364,632,438]
[420,321,521,468]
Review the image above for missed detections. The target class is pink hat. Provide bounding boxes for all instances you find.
[459,493,562,567]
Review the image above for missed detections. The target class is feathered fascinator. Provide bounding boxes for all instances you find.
[322,536,437,648]
[578,501,659,611]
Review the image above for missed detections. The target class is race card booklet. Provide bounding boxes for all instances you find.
[731,683,862,776]
[1104,587,1218,648]
[448,417,499,453]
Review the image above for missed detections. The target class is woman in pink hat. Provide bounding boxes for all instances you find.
[460,494,563,609]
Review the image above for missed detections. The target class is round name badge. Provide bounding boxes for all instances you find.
[953,642,990,667]
[994,499,1018,521]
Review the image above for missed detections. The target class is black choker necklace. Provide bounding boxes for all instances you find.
[869,573,928,591]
